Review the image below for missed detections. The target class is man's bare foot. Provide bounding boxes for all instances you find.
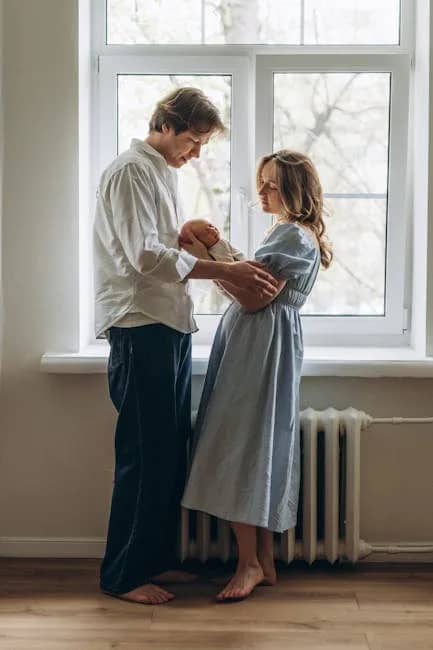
[258,556,277,586]
[216,563,264,602]
[152,570,198,584]
[104,584,175,605]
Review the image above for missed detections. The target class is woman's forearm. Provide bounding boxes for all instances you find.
[187,259,264,306]
[216,280,267,311]
[206,248,270,306]
[217,278,286,312]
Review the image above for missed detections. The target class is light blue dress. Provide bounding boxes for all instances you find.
[181,223,320,533]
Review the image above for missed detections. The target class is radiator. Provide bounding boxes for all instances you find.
[180,407,371,565]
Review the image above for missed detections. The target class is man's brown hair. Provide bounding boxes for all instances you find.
[149,87,225,135]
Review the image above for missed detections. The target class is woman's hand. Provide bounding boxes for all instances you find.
[179,229,210,259]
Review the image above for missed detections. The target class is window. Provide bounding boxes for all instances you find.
[89,0,413,347]
[106,0,400,45]
[274,71,391,316]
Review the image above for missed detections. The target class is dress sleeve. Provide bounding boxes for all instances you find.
[254,223,318,279]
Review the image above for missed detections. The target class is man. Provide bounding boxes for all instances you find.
[93,87,277,605]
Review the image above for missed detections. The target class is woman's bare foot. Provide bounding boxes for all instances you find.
[258,556,277,586]
[216,563,264,602]
[104,584,175,605]
[152,570,198,584]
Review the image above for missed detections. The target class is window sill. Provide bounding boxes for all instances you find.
[40,345,433,377]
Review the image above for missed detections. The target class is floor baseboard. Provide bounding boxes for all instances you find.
[0,537,105,558]
[0,537,432,563]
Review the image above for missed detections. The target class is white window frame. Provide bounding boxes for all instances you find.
[256,53,410,345]
[85,0,414,350]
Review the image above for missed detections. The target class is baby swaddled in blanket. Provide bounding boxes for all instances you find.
[179,219,245,263]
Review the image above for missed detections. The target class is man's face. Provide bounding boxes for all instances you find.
[161,125,212,168]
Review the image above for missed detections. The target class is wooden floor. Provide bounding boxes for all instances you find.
[0,559,433,649]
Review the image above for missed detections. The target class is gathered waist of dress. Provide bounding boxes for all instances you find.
[273,287,307,310]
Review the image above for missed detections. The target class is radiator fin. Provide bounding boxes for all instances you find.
[181,408,367,564]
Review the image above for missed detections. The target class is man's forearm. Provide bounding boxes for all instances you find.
[186,258,272,309]
[186,258,230,281]
[185,256,279,298]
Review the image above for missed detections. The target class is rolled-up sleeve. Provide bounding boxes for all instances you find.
[109,163,197,282]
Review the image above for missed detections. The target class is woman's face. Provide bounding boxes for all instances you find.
[257,160,285,217]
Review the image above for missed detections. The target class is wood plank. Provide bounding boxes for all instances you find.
[0,629,370,650]
[0,560,432,650]
[367,631,433,650]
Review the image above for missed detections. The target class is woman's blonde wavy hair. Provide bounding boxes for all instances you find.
[257,150,333,269]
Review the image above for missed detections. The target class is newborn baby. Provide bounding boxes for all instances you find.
[180,219,244,262]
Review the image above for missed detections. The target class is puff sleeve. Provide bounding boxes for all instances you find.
[254,223,318,280]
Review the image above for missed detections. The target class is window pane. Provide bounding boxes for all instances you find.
[107,0,399,45]
[274,72,390,315]
[117,74,231,315]
[107,0,203,44]
[304,0,400,45]
[303,198,386,316]
[107,0,300,44]
[274,73,390,194]
[205,0,300,44]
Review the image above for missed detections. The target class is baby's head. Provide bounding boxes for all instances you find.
[180,219,221,248]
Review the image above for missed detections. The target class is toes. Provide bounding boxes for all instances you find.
[216,578,256,601]
[217,585,237,601]
[217,589,229,600]
[138,593,173,605]
[120,584,175,605]
[152,585,173,597]
[150,586,175,604]
[136,595,154,604]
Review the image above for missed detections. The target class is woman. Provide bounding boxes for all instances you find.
[181,150,332,601]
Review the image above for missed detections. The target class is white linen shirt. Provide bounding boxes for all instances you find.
[93,139,198,337]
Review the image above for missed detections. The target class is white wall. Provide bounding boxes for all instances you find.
[0,0,432,555]
[0,0,4,378]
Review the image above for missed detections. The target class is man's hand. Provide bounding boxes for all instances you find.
[179,229,210,260]
[225,261,279,298]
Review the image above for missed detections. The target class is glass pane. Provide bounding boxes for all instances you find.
[117,74,231,315]
[274,73,391,194]
[274,73,389,315]
[304,0,400,45]
[107,0,399,45]
[107,0,203,44]
[205,0,300,44]
[107,0,300,44]
[303,198,386,316]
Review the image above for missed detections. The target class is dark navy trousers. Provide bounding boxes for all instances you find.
[100,324,192,595]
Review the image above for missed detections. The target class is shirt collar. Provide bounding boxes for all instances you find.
[130,139,168,166]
